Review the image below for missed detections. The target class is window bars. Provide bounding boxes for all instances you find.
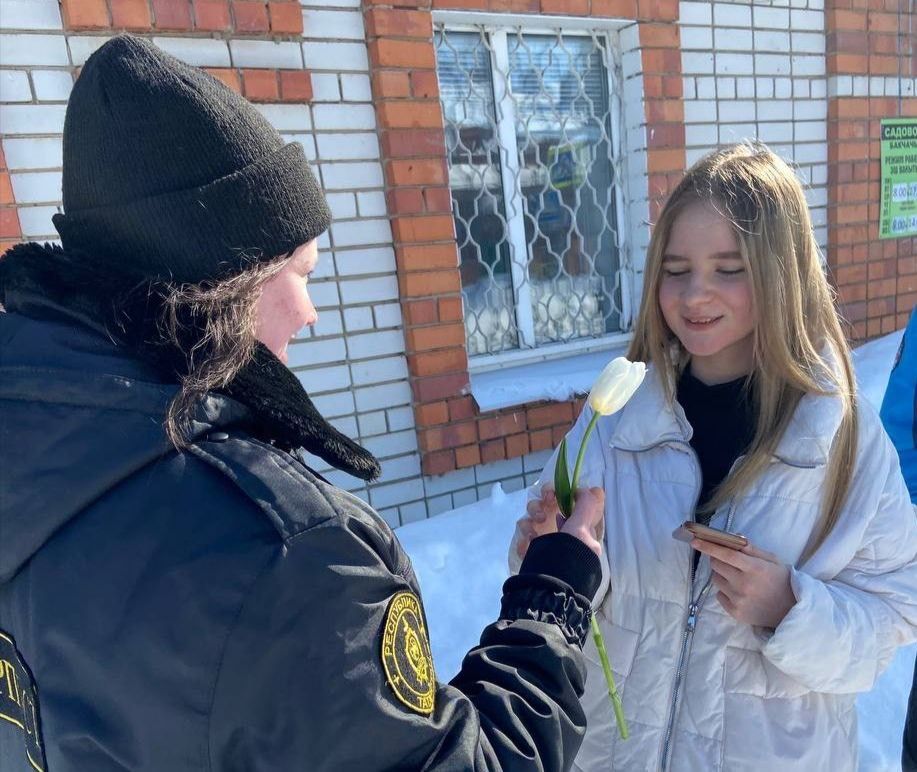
[434,24,627,359]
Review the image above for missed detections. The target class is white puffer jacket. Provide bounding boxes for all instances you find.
[511,365,917,771]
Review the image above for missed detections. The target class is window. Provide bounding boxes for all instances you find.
[434,21,630,366]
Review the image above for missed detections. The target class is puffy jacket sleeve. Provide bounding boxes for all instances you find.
[508,404,611,607]
[760,417,917,694]
[208,481,602,772]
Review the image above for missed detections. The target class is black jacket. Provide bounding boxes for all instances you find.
[0,256,600,771]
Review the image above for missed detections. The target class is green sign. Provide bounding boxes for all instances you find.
[880,118,917,239]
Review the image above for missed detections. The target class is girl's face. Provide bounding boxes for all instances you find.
[658,200,756,385]
[255,240,319,365]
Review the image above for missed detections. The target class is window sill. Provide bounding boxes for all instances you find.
[468,342,630,413]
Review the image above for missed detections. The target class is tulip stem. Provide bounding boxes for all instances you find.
[570,411,599,494]
[591,614,629,739]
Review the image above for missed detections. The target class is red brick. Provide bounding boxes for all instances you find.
[387,188,425,215]
[378,100,443,129]
[530,428,553,452]
[205,68,242,93]
[0,143,7,171]
[373,70,411,98]
[413,372,469,402]
[409,348,467,377]
[433,0,486,8]
[62,0,110,28]
[111,0,153,29]
[551,425,569,445]
[0,174,14,206]
[640,22,679,49]
[438,295,463,322]
[404,298,438,325]
[0,208,21,239]
[388,158,448,186]
[647,148,685,174]
[506,433,530,458]
[152,0,192,29]
[365,7,432,38]
[407,322,465,351]
[382,129,447,158]
[422,449,455,476]
[646,123,685,149]
[415,401,449,426]
[242,69,279,102]
[479,412,527,441]
[527,402,574,430]
[395,242,458,272]
[455,444,481,468]
[448,396,475,421]
[645,98,683,123]
[193,0,231,30]
[400,269,461,298]
[268,1,302,34]
[829,9,865,31]
[410,70,439,99]
[642,48,681,74]
[392,216,456,245]
[233,0,269,32]
[369,39,436,69]
[420,421,478,452]
[279,70,312,101]
[489,0,539,10]
[592,0,637,15]
[423,187,452,213]
[480,438,506,463]
[637,0,678,21]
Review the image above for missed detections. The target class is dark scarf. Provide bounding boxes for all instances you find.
[0,242,380,481]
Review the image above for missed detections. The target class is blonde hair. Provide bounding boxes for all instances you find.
[627,143,857,560]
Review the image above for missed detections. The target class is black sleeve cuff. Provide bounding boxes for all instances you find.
[519,532,601,601]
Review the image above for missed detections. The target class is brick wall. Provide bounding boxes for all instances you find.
[363,0,685,489]
[826,0,916,339]
[680,0,830,253]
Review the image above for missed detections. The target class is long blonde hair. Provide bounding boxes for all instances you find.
[627,143,858,560]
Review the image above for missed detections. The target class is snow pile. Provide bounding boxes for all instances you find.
[398,330,914,770]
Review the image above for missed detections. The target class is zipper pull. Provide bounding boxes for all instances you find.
[686,601,698,633]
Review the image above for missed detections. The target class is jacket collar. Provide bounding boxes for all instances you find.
[0,241,381,481]
[610,358,846,468]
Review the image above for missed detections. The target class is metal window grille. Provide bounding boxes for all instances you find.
[434,24,628,360]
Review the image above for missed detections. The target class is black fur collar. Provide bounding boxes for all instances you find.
[0,242,380,481]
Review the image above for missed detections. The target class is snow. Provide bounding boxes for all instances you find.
[470,348,624,412]
[398,330,914,771]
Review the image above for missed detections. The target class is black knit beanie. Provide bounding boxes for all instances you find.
[52,34,331,284]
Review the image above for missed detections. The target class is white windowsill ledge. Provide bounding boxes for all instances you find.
[468,344,629,413]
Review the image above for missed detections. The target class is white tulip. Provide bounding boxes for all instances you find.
[587,357,646,416]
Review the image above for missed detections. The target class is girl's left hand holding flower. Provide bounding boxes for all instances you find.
[691,539,797,629]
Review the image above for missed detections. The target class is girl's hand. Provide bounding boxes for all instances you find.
[515,487,606,559]
[691,539,796,629]
[515,487,561,559]
[560,487,606,557]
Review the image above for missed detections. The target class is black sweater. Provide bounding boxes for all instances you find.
[677,369,756,525]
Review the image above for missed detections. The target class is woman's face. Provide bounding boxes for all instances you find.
[255,240,319,365]
[658,200,756,385]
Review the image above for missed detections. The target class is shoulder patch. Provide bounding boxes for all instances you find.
[381,592,436,716]
[0,630,46,772]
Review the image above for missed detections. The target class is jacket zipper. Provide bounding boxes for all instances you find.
[659,449,741,771]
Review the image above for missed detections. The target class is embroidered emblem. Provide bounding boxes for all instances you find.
[0,630,46,772]
[381,592,436,715]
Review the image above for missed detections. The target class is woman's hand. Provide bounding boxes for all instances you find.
[516,487,605,559]
[692,539,796,629]
[515,487,562,559]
